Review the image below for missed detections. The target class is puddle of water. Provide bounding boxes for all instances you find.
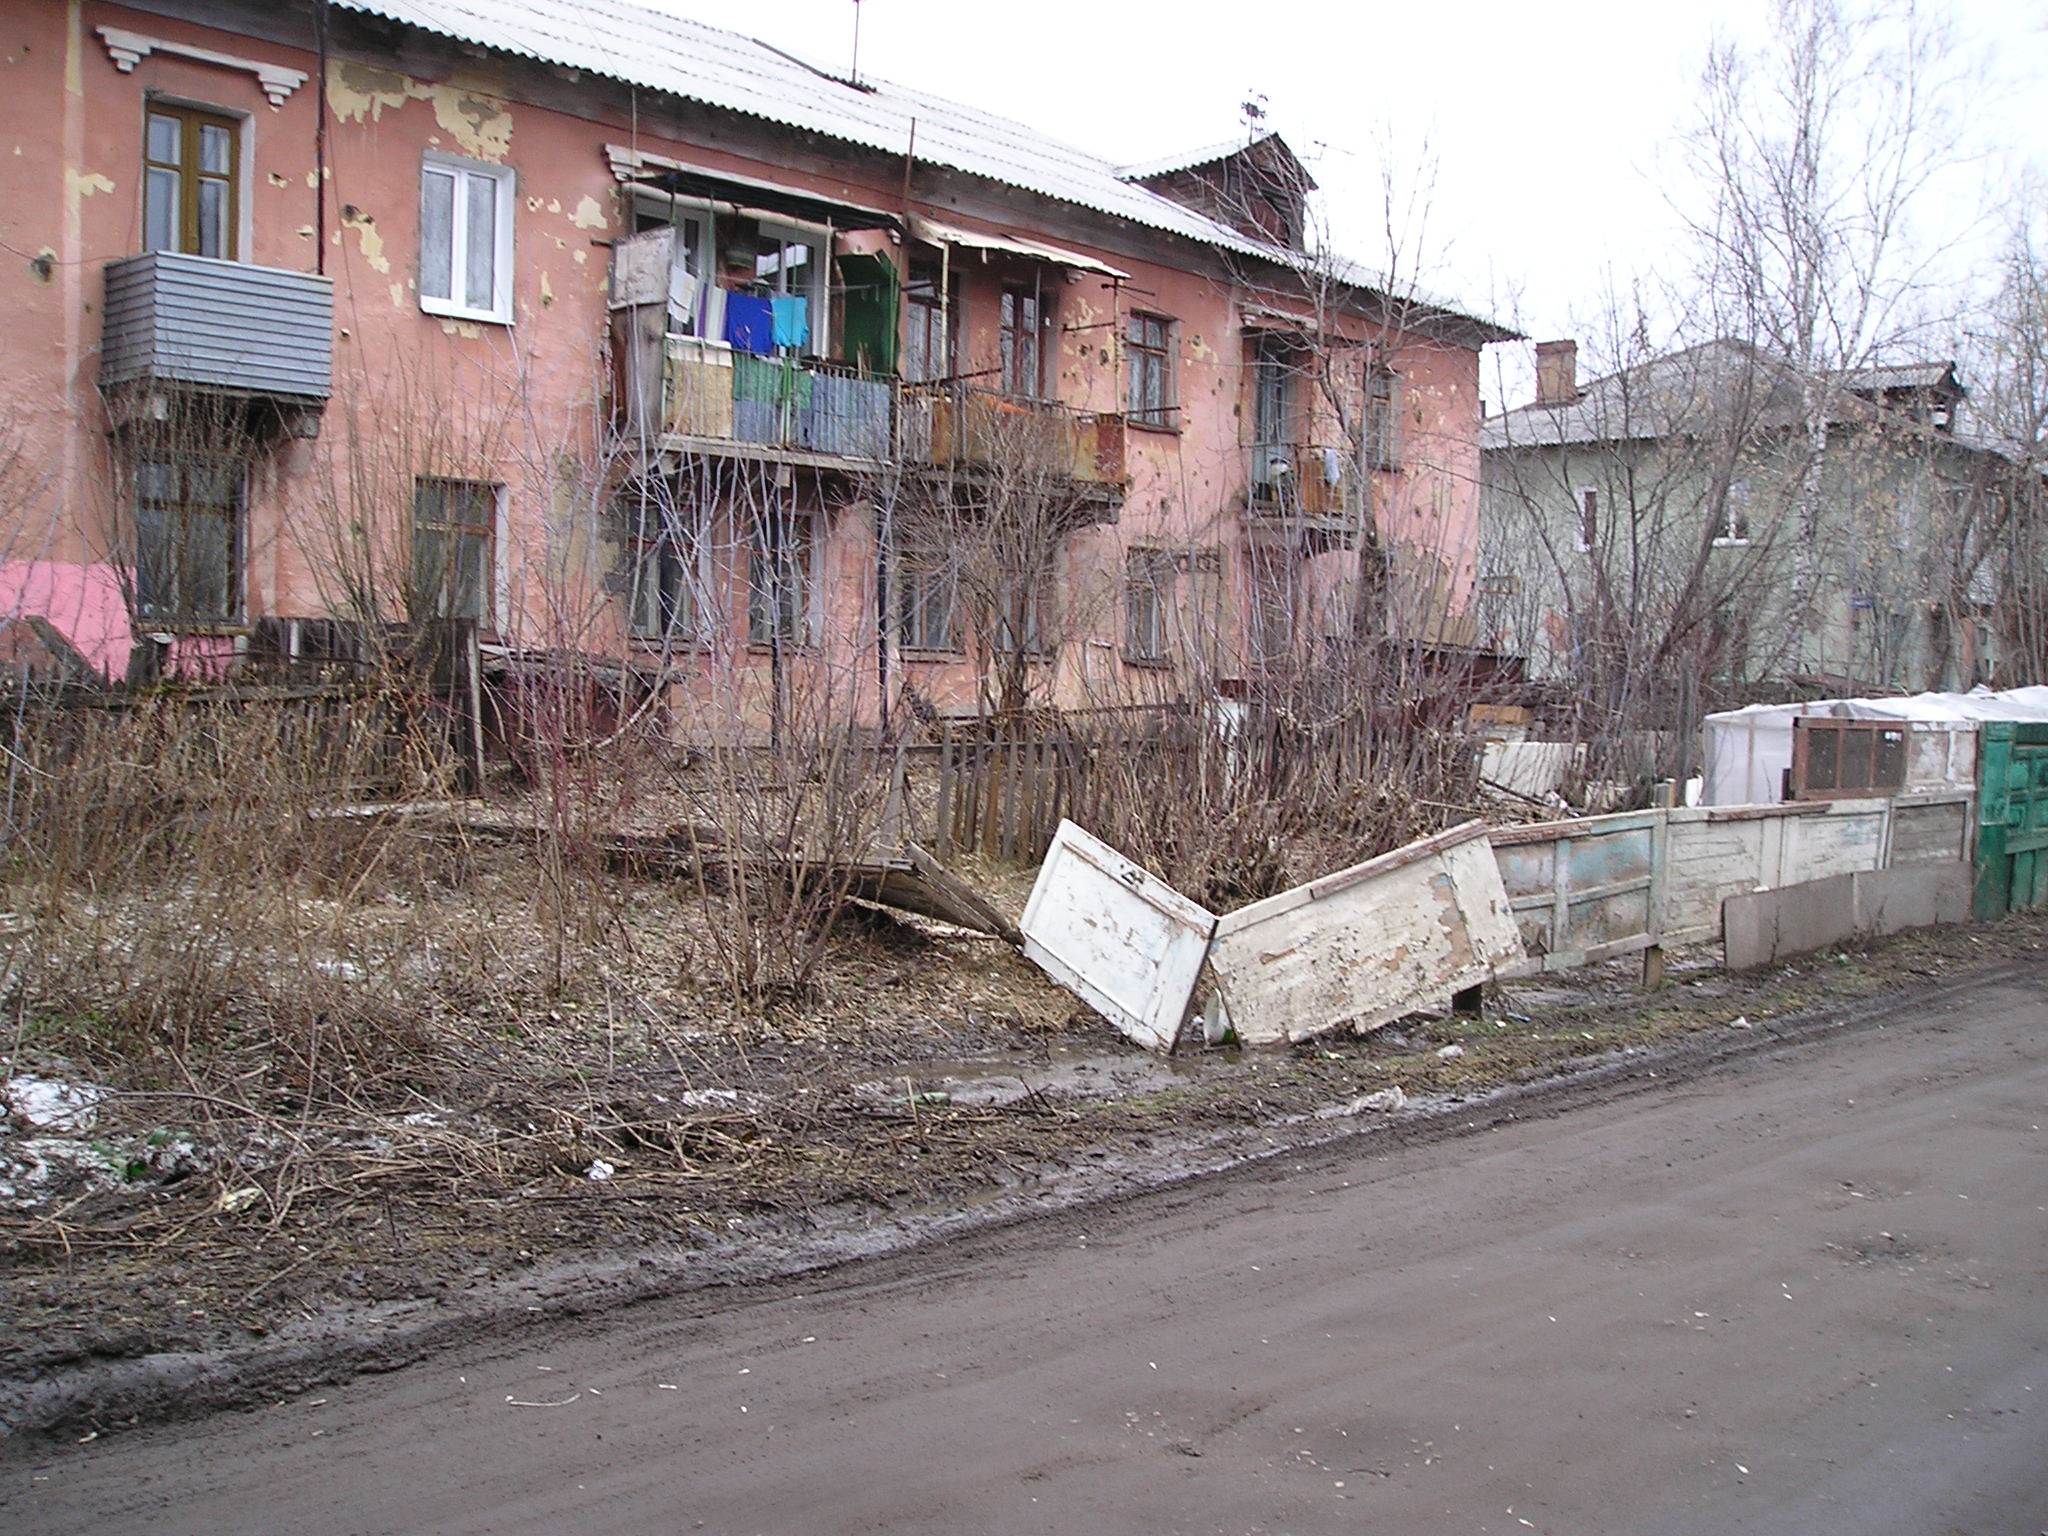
[867,1042,1236,1107]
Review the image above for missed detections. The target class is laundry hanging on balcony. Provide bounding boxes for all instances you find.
[770,295,809,350]
[723,292,775,355]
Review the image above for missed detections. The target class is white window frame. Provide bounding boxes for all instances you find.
[1713,476,1752,547]
[419,153,515,325]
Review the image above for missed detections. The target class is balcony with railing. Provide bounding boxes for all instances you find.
[900,384,1127,506]
[100,251,332,421]
[1246,442,1365,549]
[650,337,896,468]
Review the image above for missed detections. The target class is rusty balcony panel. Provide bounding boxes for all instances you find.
[902,384,1132,491]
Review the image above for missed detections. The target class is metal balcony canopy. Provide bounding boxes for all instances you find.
[606,144,899,231]
[906,214,1129,281]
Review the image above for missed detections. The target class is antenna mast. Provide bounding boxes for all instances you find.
[850,0,863,88]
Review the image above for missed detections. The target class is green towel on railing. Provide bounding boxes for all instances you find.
[732,352,813,407]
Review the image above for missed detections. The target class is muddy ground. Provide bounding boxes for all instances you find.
[4,899,2046,1441]
[9,942,2046,1534]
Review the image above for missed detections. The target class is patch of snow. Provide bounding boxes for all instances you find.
[0,1137,119,1206]
[4,1073,109,1133]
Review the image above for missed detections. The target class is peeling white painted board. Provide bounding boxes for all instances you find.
[1207,821,1525,1047]
[1019,820,1218,1053]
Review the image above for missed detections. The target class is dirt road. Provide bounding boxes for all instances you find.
[7,966,2046,1535]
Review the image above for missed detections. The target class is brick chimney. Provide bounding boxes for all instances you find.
[1534,339,1579,407]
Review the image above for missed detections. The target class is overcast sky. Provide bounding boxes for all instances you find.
[642,0,2048,406]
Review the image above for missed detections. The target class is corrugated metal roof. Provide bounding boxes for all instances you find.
[1843,361,1962,395]
[335,0,1269,253]
[1482,340,1968,452]
[1118,133,1272,183]
[332,0,1503,331]
[906,214,1130,281]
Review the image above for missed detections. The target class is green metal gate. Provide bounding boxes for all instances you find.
[1973,722,2048,919]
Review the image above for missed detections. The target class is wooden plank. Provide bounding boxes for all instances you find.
[1208,824,1525,1047]
[900,842,1024,946]
[1019,819,1217,1053]
[935,725,954,862]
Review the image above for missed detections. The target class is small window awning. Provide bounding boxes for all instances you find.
[907,213,1129,280]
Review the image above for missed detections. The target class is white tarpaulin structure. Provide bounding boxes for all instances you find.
[1701,686,2048,806]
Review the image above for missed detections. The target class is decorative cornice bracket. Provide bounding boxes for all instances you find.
[96,26,309,108]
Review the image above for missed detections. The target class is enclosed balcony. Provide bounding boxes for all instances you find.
[901,384,1127,513]
[101,251,333,419]
[1246,442,1365,550]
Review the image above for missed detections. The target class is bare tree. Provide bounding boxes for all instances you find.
[1681,0,1974,659]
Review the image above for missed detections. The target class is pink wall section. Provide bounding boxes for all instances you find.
[0,0,1498,720]
[0,561,132,680]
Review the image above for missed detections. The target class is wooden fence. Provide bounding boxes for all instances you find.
[926,701,1471,863]
[1490,791,1975,979]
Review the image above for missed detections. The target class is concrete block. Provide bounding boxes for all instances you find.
[1724,873,1857,971]
[1852,861,1971,935]
[1723,859,1971,970]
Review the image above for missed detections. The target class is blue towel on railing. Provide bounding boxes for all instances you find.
[771,295,810,350]
[723,292,774,355]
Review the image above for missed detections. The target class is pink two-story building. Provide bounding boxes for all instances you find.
[0,0,1511,731]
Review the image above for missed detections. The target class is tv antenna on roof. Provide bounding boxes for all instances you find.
[1241,91,1268,141]
[850,0,864,89]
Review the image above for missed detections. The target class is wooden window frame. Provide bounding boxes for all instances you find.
[142,102,240,260]
[991,566,1056,660]
[896,538,962,654]
[1125,312,1176,429]
[412,477,499,628]
[904,261,956,384]
[1122,548,1173,665]
[1364,366,1402,471]
[748,507,817,649]
[1790,718,1909,800]
[133,453,245,627]
[623,489,706,645]
[1000,284,1052,401]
